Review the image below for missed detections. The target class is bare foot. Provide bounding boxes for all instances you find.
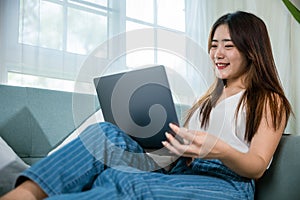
[0,180,47,200]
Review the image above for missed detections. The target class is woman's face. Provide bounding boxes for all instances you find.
[209,24,248,85]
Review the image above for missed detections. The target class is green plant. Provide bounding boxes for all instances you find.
[282,0,300,23]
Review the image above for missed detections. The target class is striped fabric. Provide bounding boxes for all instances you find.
[16,122,254,200]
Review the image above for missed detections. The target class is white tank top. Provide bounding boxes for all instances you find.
[188,90,249,153]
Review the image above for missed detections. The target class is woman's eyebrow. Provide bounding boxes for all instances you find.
[212,39,232,42]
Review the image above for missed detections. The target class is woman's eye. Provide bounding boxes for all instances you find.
[211,44,217,48]
[225,44,234,48]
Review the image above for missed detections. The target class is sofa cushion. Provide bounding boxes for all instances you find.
[0,85,98,165]
[0,137,29,196]
[255,134,300,200]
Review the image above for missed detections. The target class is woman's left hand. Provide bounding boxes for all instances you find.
[162,123,225,159]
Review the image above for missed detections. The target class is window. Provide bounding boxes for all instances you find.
[125,0,185,68]
[19,0,108,55]
[1,0,186,94]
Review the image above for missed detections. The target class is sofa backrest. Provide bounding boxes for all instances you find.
[0,84,98,165]
[255,134,300,200]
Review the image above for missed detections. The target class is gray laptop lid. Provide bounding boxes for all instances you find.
[94,65,179,149]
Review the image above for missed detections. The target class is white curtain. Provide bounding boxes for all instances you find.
[185,0,300,134]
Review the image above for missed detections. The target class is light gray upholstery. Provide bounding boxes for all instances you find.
[255,134,300,200]
[0,84,98,165]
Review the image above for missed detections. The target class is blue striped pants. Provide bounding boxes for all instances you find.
[16,122,255,200]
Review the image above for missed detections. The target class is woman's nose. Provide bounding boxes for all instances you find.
[214,47,225,60]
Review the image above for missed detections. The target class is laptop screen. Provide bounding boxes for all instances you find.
[94,65,179,149]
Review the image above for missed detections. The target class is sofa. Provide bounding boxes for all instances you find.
[0,84,299,199]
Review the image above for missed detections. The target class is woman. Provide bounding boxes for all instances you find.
[0,11,292,200]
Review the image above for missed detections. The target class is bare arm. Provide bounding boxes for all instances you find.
[220,107,284,179]
[162,102,286,179]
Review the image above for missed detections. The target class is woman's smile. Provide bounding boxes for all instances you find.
[216,62,229,70]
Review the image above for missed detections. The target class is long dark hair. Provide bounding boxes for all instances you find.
[184,11,292,142]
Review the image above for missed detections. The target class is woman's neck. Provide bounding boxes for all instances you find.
[224,76,246,91]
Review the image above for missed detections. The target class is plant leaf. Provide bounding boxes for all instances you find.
[282,0,300,23]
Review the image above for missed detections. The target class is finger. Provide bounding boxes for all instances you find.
[166,132,194,154]
[165,131,206,158]
[169,123,191,143]
[165,132,183,147]
[162,141,182,155]
[168,143,199,158]
[175,127,198,144]
[163,132,188,155]
[169,123,180,134]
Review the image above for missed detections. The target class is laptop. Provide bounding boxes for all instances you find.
[93,65,180,151]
